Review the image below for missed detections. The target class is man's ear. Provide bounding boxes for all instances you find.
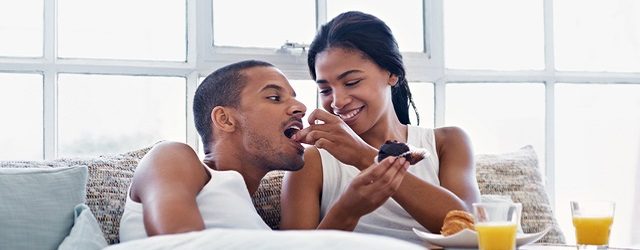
[211,106,236,133]
[388,73,399,87]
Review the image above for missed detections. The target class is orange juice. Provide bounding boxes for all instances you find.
[476,222,518,250]
[572,216,613,245]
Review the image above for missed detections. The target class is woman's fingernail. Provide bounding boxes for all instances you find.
[398,157,406,165]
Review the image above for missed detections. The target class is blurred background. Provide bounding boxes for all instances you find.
[0,0,638,247]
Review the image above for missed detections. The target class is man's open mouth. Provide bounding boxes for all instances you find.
[283,121,303,139]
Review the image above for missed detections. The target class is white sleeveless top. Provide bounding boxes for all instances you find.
[119,167,270,242]
[319,125,440,245]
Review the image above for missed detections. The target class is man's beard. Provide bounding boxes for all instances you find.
[244,129,304,172]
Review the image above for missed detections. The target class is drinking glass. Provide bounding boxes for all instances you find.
[473,202,522,250]
[571,201,615,248]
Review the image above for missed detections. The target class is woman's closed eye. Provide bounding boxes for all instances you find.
[319,88,332,96]
[345,79,361,87]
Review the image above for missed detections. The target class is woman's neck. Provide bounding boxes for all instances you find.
[360,111,408,149]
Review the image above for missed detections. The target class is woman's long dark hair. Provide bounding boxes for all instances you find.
[307,11,419,125]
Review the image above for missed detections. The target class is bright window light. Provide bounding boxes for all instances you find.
[408,82,434,127]
[0,73,43,160]
[0,0,43,57]
[213,0,315,48]
[58,74,186,157]
[445,83,546,171]
[58,0,186,61]
[554,0,640,72]
[444,0,544,70]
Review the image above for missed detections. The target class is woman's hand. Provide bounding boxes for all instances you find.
[292,109,377,170]
[328,156,410,222]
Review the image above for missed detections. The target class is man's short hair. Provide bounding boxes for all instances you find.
[193,60,274,146]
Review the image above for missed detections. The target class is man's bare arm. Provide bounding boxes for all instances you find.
[130,141,210,236]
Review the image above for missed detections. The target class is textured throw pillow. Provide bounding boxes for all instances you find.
[476,145,565,243]
[252,170,285,229]
[58,204,108,250]
[0,146,152,245]
[0,166,88,250]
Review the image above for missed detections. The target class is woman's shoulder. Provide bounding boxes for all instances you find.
[433,126,473,156]
[433,126,468,140]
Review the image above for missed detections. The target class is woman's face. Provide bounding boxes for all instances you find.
[313,47,397,134]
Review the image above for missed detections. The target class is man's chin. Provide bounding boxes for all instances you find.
[280,157,305,172]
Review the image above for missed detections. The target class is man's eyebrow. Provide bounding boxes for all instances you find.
[316,69,363,84]
[260,84,284,92]
[260,83,296,97]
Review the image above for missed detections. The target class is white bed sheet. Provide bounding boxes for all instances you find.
[106,228,424,250]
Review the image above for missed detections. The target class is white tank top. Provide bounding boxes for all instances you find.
[119,167,270,242]
[319,125,440,245]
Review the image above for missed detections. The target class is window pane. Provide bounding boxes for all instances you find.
[444,0,544,70]
[554,0,640,72]
[58,74,186,157]
[290,80,318,127]
[556,83,640,247]
[408,82,434,127]
[213,0,315,48]
[0,73,43,160]
[0,0,42,57]
[327,0,424,52]
[58,0,186,61]
[445,83,545,170]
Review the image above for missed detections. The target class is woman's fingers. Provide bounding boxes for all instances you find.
[307,109,341,126]
[293,127,334,144]
[314,138,337,150]
[389,160,410,190]
[377,157,406,186]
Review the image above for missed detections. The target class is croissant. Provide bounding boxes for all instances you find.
[441,210,475,236]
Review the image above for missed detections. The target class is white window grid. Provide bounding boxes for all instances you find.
[1,0,640,207]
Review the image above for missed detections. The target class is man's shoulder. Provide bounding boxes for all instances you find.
[130,141,209,202]
[149,141,197,155]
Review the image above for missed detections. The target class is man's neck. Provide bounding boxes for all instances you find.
[203,144,267,195]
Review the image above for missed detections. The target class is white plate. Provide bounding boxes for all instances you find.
[413,227,551,249]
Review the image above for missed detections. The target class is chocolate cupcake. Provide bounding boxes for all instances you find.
[377,140,425,165]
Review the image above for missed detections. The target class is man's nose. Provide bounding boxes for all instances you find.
[290,99,306,119]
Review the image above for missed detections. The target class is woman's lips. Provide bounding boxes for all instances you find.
[336,106,363,125]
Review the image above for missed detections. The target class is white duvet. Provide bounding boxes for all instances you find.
[105,228,424,250]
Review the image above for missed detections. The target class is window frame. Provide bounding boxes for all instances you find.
[0,0,639,208]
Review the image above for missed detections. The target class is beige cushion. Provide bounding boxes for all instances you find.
[476,145,565,243]
[0,146,151,245]
[252,171,285,229]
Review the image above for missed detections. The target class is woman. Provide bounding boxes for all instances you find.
[280,11,481,245]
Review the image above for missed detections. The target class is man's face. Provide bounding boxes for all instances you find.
[233,66,307,172]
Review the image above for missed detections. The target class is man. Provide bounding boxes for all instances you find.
[119,60,307,242]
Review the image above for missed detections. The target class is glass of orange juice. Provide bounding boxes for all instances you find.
[473,202,522,250]
[571,201,615,248]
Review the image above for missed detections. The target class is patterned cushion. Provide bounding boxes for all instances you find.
[252,171,285,229]
[476,145,565,243]
[0,146,151,245]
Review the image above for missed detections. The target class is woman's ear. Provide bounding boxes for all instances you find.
[211,106,236,133]
[388,73,399,87]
